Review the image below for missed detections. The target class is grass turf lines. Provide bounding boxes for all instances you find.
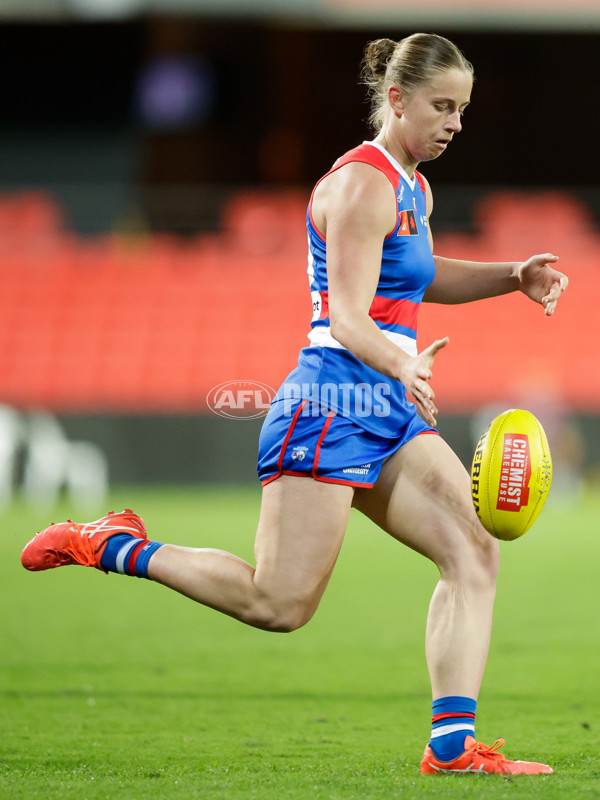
[2,486,599,799]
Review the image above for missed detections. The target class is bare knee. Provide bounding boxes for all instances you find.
[240,597,317,633]
[450,526,499,589]
[434,504,500,589]
[467,523,500,585]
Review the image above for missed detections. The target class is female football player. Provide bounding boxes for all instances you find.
[22,32,567,775]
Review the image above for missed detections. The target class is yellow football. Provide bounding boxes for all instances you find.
[470,408,552,541]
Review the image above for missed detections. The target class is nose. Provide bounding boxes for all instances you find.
[446,110,462,133]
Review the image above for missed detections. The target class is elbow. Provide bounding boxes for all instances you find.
[329,308,356,349]
[329,314,348,347]
[329,299,374,349]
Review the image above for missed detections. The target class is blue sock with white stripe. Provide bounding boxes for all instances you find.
[99,533,164,579]
[430,696,477,762]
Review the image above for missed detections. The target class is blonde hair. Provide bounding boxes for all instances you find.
[361,33,474,133]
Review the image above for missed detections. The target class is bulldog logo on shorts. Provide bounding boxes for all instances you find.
[291,446,308,462]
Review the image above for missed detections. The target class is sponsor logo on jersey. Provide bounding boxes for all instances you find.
[310,290,322,321]
[496,434,531,511]
[397,209,419,236]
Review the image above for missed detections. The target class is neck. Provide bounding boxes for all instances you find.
[373,130,418,178]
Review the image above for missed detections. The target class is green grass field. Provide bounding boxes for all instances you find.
[2,485,599,799]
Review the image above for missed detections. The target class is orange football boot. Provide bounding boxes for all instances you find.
[421,736,553,775]
[21,510,147,572]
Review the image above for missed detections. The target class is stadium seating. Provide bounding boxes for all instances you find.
[0,188,597,413]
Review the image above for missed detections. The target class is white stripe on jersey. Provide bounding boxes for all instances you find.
[307,325,418,357]
[363,140,417,192]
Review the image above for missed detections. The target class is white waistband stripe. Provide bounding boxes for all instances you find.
[307,325,417,357]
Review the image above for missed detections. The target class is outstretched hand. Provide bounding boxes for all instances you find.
[517,253,568,316]
[400,337,449,427]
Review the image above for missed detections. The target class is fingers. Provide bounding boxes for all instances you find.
[423,336,450,362]
[400,337,448,425]
[412,375,439,426]
[411,337,448,424]
[415,390,439,426]
[518,252,559,280]
[540,252,559,264]
[415,379,435,400]
[532,252,559,267]
[427,336,450,353]
[542,278,568,316]
[519,253,568,315]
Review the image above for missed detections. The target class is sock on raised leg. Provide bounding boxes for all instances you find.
[430,695,477,762]
[99,533,164,579]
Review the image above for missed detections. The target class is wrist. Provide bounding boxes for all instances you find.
[394,349,411,384]
[509,262,524,291]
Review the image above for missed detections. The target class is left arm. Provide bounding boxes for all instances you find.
[420,176,568,315]
[425,254,520,305]
[426,253,567,316]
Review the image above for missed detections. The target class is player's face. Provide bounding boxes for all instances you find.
[397,68,472,164]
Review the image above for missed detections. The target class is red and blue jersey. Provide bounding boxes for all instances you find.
[307,141,435,357]
[274,141,436,438]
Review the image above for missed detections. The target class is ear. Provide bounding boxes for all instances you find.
[388,85,406,118]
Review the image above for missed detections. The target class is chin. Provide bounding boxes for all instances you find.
[419,151,441,164]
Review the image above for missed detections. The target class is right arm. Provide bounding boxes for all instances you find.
[311,162,447,426]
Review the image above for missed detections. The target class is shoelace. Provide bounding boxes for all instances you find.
[471,739,506,761]
[63,525,96,565]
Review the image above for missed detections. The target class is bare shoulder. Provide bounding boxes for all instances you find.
[312,161,397,238]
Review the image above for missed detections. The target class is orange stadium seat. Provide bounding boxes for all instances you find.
[220,190,308,255]
[0,191,64,236]
[0,188,598,414]
[472,190,600,260]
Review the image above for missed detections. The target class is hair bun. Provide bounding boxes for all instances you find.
[362,38,396,80]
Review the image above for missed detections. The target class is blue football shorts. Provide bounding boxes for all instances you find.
[257,398,437,488]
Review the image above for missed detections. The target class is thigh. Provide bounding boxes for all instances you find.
[352,433,492,570]
[254,475,354,604]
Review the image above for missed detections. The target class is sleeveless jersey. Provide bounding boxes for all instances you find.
[274,141,436,438]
